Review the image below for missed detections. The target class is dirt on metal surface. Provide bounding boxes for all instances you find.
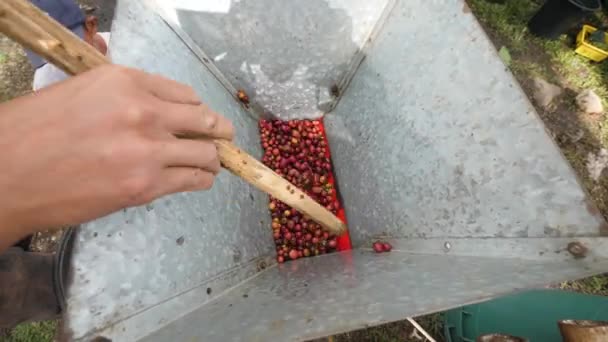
[468,0,608,225]
[467,0,608,300]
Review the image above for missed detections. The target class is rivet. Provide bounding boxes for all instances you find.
[444,241,452,252]
[567,241,588,259]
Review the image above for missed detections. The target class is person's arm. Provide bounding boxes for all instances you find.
[0,65,233,251]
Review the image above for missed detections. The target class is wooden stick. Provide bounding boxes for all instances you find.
[559,320,608,342]
[406,318,437,342]
[0,0,346,235]
[0,0,107,74]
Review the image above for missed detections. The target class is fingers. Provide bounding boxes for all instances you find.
[158,139,221,174]
[155,101,235,141]
[155,167,216,198]
[125,68,235,140]
[139,72,202,105]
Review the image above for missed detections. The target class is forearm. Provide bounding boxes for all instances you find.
[0,98,33,251]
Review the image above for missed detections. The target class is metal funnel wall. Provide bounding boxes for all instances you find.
[154,0,393,119]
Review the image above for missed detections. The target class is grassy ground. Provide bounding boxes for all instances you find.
[0,35,33,101]
[0,322,58,342]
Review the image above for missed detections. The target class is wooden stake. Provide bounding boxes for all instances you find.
[0,0,346,235]
[406,318,437,342]
[559,320,608,342]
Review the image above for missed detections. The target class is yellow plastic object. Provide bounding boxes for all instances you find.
[575,25,608,62]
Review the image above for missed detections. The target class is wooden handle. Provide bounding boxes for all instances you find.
[0,0,346,235]
[214,140,346,234]
[559,320,608,342]
[0,0,108,73]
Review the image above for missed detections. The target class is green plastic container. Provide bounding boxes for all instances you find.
[444,289,608,342]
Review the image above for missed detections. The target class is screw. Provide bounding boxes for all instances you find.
[567,241,588,259]
[91,337,112,342]
[444,241,452,252]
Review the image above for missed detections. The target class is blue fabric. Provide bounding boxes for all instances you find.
[25,0,86,69]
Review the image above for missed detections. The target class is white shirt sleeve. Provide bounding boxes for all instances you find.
[32,32,111,91]
[33,63,70,91]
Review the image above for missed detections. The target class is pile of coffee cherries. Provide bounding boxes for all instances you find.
[259,119,341,263]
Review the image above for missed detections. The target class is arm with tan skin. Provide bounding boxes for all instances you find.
[0,65,234,251]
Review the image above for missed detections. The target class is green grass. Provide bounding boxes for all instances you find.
[547,40,608,106]
[561,274,608,296]
[2,321,57,342]
[470,0,608,116]
[468,0,540,52]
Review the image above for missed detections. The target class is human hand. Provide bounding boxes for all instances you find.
[0,65,233,249]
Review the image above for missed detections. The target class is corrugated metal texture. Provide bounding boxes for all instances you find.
[64,0,273,340]
[325,0,607,246]
[158,0,392,119]
[143,250,608,342]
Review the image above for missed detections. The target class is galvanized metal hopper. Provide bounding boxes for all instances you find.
[63,0,608,340]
